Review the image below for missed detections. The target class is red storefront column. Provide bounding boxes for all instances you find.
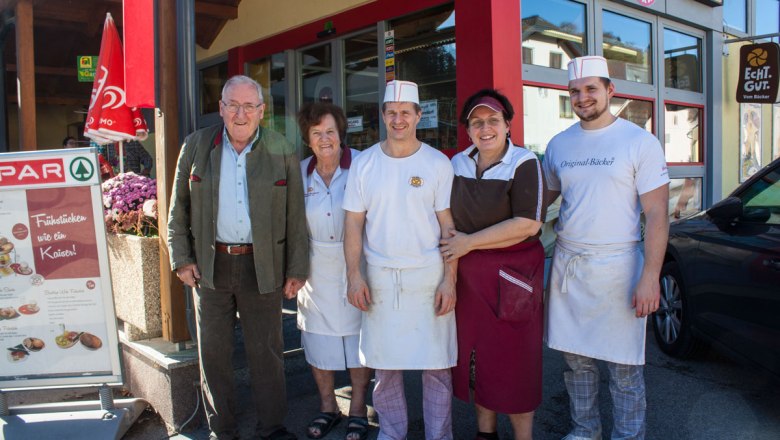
[454,0,524,150]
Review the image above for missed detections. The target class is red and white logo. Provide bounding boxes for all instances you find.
[0,159,65,186]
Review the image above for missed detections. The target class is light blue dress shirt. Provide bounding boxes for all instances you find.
[216,128,259,244]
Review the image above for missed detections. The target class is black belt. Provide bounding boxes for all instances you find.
[215,243,253,255]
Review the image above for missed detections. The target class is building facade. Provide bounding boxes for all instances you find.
[195,0,780,216]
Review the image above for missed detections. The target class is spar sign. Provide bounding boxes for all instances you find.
[0,155,97,187]
[736,42,780,104]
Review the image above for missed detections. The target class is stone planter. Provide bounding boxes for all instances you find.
[107,234,162,341]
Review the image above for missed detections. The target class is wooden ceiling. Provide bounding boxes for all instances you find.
[0,0,240,106]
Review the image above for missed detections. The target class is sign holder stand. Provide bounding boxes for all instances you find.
[0,148,141,439]
[0,388,148,440]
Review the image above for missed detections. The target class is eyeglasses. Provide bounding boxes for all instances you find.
[221,101,263,114]
[468,117,506,130]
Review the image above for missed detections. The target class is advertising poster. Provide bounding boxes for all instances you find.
[0,149,122,390]
[740,102,762,182]
[774,103,780,161]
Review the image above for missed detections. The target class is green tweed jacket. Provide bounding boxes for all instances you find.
[167,124,309,292]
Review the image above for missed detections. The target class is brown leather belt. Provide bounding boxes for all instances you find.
[215,243,254,255]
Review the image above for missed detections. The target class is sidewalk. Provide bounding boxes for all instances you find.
[122,263,558,440]
[119,296,513,440]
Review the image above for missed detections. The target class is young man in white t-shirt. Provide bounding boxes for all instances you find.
[543,56,670,440]
[343,80,457,439]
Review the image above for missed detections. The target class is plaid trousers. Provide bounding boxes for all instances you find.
[562,352,646,440]
[373,369,453,440]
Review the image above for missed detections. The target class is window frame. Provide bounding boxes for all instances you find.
[196,54,229,129]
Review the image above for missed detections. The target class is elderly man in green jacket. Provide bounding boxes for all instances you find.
[168,75,309,440]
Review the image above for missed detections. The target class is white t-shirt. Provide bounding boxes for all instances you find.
[343,142,453,268]
[543,118,669,244]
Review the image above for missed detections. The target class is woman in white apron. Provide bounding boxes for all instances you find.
[296,103,370,440]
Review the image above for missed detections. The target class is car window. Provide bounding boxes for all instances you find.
[740,166,780,225]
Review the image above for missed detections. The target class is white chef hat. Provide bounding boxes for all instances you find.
[383,80,419,104]
[567,56,610,81]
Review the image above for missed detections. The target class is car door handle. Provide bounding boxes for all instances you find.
[764,259,780,270]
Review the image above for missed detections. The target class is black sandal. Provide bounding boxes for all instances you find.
[344,416,369,440]
[307,411,342,439]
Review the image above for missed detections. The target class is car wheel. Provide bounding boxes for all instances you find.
[652,260,705,358]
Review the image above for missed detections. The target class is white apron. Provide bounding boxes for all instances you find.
[545,237,646,365]
[360,262,457,370]
[297,239,361,336]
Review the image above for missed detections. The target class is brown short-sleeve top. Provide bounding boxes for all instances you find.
[451,142,547,237]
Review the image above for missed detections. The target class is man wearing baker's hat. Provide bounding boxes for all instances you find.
[543,56,670,440]
[343,80,458,439]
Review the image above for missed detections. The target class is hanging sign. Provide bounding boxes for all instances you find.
[736,42,780,104]
[0,148,122,390]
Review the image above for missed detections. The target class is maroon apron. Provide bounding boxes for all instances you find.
[452,240,544,414]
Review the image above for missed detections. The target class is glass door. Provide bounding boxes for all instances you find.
[300,44,335,105]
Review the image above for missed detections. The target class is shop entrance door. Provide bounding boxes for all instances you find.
[296,30,382,152]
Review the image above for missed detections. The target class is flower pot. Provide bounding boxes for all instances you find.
[107,233,162,341]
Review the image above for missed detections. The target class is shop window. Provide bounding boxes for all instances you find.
[664,104,702,163]
[344,31,380,151]
[550,52,563,69]
[670,177,702,220]
[521,0,586,70]
[522,85,578,157]
[756,0,780,36]
[724,0,747,33]
[602,11,652,84]
[740,103,763,181]
[390,4,457,150]
[247,53,289,136]
[523,46,534,64]
[199,61,228,115]
[664,29,702,93]
[301,45,333,105]
[611,97,653,132]
[559,96,573,118]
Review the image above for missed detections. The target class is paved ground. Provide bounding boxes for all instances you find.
[119,307,780,440]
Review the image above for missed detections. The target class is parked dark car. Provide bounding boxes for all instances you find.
[652,157,780,376]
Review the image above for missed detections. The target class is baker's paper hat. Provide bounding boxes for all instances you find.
[384,80,419,104]
[567,56,610,81]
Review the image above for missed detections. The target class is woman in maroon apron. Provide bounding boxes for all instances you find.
[441,89,548,440]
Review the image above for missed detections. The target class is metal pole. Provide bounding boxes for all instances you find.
[724,32,780,44]
[119,141,124,174]
[176,0,197,137]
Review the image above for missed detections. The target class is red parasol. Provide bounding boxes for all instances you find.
[84,13,149,173]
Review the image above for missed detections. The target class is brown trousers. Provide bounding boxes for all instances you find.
[193,252,286,438]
